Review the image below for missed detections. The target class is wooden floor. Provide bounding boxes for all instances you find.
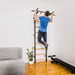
[25,60,75,75]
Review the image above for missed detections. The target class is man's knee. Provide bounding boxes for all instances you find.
[38,38,41,42]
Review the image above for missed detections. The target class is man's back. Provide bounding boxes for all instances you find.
[39,16,50,32]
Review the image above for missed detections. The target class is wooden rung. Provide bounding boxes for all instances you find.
[36,37,38,39]
[35,26,39,28]
[36,58,46,61]
[36,21,40,22]
[37,15,40,17]
[36,37,43,39]
[36,43,41,44]
[36,32,38,33]
[36,48,46,50]
[36,53,46,55]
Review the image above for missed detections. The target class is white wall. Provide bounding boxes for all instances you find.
[55,0,75,66]
[0,0,55,63]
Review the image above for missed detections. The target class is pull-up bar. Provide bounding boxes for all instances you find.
[31,8,55,16]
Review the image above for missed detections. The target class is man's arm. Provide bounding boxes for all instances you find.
[34,10,39,20]
[50,14,53,23]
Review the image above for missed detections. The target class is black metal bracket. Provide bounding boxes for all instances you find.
[34,56,35,58]
[33,34,35,36]
[48,55,56,60]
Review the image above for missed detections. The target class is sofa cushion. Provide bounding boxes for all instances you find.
[0,47,22,60]
[0,58,25,75]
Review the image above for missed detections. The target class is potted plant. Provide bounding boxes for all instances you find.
[26,47,34,65]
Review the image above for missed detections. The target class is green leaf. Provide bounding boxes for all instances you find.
[32,47,35,50]
[27,49,29,53]
[26,53,28,55]
[27,49,29,51]
[31,51,33,53]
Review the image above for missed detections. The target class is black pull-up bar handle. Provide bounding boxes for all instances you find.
[31,8,39,13]
[31,10,45,13]
[31,10,55,16]
[49,11,55,16]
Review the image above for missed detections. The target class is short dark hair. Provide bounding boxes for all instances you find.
[45,11,50,16]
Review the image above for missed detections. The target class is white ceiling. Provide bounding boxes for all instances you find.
[39,0,64,6]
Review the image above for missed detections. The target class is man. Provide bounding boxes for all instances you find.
[34,10,53,48]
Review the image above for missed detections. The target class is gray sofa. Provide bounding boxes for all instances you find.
[0,47,25,75]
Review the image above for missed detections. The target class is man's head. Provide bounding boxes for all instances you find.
[45,11,50,17]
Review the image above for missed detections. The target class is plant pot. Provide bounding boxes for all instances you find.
[29,61,33,65]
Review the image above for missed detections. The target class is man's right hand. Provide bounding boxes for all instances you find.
[34,10,37,14]
[50,14,53,23]
[51,13,53,16]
